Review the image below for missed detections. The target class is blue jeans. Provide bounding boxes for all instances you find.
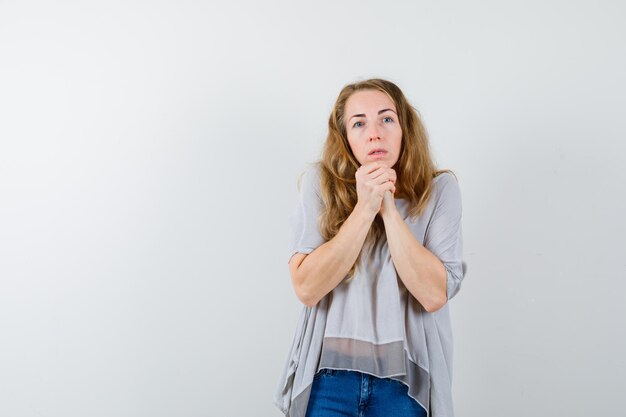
[305,368,427,417]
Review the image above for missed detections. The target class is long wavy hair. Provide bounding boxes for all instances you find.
[308,78,455,283]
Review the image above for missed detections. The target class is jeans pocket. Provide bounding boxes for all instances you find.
[384,376,407,389]
[313,368,336,380]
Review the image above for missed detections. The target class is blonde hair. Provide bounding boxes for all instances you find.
[314,78,455,282]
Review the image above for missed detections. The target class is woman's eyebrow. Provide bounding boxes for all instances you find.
[349,108,397,121]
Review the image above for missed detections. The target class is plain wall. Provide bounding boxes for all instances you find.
[0,1,624,416]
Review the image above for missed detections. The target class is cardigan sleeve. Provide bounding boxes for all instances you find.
[287,164,326,264]
[423,173,468,300]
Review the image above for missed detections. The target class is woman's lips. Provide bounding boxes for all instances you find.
[369,151,387,158]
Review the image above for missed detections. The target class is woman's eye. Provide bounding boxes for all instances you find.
[353,117,392,128]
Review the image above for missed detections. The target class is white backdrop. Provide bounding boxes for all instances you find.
[1,1,624,416]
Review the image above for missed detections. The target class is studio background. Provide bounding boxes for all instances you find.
[0,1,624,416]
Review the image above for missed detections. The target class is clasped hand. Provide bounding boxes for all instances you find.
[355,162,397,218]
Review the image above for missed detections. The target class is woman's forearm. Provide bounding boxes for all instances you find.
[294,203,375,307]
[382,208,447,312]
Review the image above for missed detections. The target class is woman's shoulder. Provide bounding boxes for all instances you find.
[433,170,457,185]
[431,170,462,208]
[432,171,460,192]
[296,161,323,195]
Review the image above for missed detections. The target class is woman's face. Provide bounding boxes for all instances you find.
[344,89,402,168]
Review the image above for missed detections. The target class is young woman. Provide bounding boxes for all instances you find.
[274,78,467,417]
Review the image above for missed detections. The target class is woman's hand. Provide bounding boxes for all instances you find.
[355,162,396,217]
[379,187,397,218]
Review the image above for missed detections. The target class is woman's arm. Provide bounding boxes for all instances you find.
[382,207,447,312]
[381,174,464,312]
[289,202,375,307]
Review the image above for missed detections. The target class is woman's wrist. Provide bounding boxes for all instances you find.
[353,202,378,224]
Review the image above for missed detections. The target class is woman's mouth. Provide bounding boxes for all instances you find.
[369,150,387,158]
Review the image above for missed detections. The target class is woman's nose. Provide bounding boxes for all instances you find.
[368,124,381,139]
